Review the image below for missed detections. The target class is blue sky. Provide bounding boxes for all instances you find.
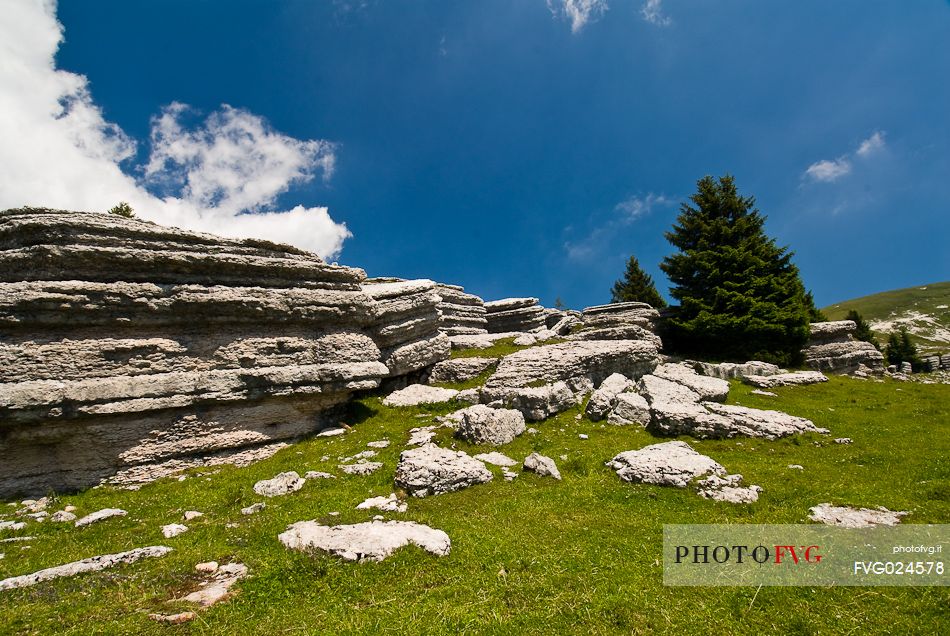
[2,1,948,309]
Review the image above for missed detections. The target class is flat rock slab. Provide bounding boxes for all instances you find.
[523,453,561,480]
[356,494,407,513]
[161,523,189,538]
[75,508,127,527]
[429,358,498,382]
[702,403,828,439]
[449,332,523,350]
[181,562,248,607]
[279,520,451,562]
[473,452,517,468]
[808,503,909,528]
[0,546,172,591]
[451,404,525,446]
[254,472,306,497]
[651,363,730,402]
[486,340,659,389]
[395,444,493,497]
[743,371,828,388]
[383,384,459,407]
[607,441,725,488]
[339,462,383,476]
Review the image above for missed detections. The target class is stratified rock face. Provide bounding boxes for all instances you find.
[484,298,546,333]
[486,340,660,389]
[803,321,884,375]
[0,208,390,498]
[692,360,782,381]
[435,284,488,336]
[581,302,659,330]
[427,357,496,384]
[361,279,451,378]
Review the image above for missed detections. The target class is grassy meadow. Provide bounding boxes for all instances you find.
[1,363,948,634]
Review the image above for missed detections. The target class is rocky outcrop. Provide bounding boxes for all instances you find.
[692,360,782,380]
[0,208,395,497]
[478,381,579,421]
[572,302,662,346]
[361,278,451,379]
[606,441,724,488]
[485,340,660,389]
[585,373,635,421]
[435,284,488,336]
[484,298,546,333]
[523,453,561,480]
[803,321,884,375]
[427,357,496,384]
[451,404,525,446]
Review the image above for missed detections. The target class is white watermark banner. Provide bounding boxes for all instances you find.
[663,524,947,586]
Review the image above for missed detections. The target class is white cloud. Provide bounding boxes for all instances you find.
[0,0,350,259]
[615,193,672,219]
[548,0,609,34]
[641,0,672,26]
[566,192,673,260]
[803,130,887,184]
[804,157,852,183]
[856,130,886,158]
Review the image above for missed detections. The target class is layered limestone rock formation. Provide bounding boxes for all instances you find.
[484,297,546,333]
[570,302,662,347]
[360,278,450,380]
[803,321,884,374]
[435,284,488,336]
[0,208,400,497]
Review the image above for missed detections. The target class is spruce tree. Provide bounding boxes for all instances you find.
[611,255,667,308]
[885,327,919,368]
[845,309,879,350]
[659,175,813,365]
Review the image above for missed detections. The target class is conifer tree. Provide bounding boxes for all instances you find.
[611,255,667,308]
[659,175,813,365]
[845,309,879,350]
[885,327,919,368]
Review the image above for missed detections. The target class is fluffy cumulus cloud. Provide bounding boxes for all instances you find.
[641,0,672,26]
[615,192,672,219]
[803,131,887,184]
[0,0,350,259]
[548,0,609,34]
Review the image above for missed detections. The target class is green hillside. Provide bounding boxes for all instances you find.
[823,281,950,355]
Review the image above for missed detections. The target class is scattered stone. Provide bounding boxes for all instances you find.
[607,441,725,488]
[64,505,76,513]
[834,437,853,445]
[240,503,265,515]
[195,561,219,573]
[253,472,306,497]
[407,426,438,446]
[696,474,762,504]
[502,469,518,481]
[788,464,804,470]
[366,440,391,449]
[161,524,189,538]
[607,392,651,426]
[75,508,127,528]
[808,503,908,528]
[342,450,378,462]
[578,434,589,440]
[523,453,561,480]
[750,389,777,397]
[304,471,335,480]
[0,521,26,531]
[339,462,384,476]
[149,612,196,624]
[356,494,407,513]
[526,427,539,435]
[394,444,493,497]
[585,373,635,421]
[0,546,172,591]
[50,511,77,523]
[452,405,526,446]
[742,371,828,388]
[316,427,348,437]
[279,520,451,562]
[183,511,203,521]
[0,536,34,543]
[181,562,248,607]
[473,452,518,468]
[383,384,459,407]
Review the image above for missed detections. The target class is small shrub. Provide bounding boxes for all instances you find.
[107,201,135,218]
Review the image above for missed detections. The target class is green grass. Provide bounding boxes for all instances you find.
[449,337,533,360]
[1,377,948,635]
[823,280,950,354]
